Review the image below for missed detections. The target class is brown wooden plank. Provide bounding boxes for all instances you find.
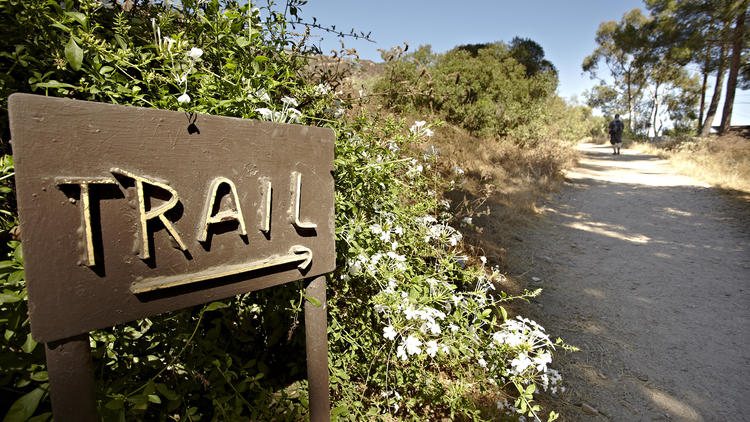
[9,93,335,343]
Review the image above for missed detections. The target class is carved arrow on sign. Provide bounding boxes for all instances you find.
[130,245,313,294]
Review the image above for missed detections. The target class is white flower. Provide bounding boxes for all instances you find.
[255,107,274,121]
[403,335,422,355]
[254,88,271,103]
[424,145,439,158]
[396,345,407,361]
[348,260,362,276]
[409,120,426,132]
[391,241,399,250]
[162,36,175,52]
[177,93,191,104]
[281,96,298,107]
[423,128,434,137]
[426,340,438,357]
[478,358,487,368]
[533,352,552,371]
[383,326,397,340]
[511,353,532,374]
[187,47,203,60]
[394,226,403,236]
[286,108,302,123]
[461,217,473,225]
[441,345,450,354]
[448,324,459,332]
[454,166,465,175]
[315,83,331,95]
[370,224,383,234]
[386,251,406,262]
[333,107,345,118]
[380,231,391,243]
[480,256,487,264]
[404,307,419,320]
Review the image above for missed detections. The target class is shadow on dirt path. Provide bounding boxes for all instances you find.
[506,143,750,421]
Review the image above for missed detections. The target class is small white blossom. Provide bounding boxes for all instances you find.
[383,326,397,340]
[403,335,422,356]
[187,47,203,60]
[281,96,298,107]
[426,340,438,357]
[177,93,191,104]
[510,353,532,374]
[396,345,407,361]
[478,358,487,368]
[255,107,274,121]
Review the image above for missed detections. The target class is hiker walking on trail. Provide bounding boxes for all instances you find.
[608,114,624,155]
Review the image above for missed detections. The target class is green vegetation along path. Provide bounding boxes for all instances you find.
[507,143,750,421]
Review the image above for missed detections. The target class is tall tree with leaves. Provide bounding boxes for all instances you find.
[719,0,749,133]
[583,9,652,132]
[646,0,749,136]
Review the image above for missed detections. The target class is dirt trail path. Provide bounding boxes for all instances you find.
[506,143,750,421]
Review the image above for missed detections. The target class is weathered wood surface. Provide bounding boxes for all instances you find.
[10,93,335,343]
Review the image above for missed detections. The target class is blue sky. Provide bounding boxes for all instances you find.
[298,1,750,126]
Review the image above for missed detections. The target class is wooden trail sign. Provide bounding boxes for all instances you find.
[9,93,335,421]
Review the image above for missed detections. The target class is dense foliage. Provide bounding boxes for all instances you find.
[0,1,571,421]
[373,43,601,144]
[583,1,748,137]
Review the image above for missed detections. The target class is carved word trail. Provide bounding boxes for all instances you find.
[57,169,317,268]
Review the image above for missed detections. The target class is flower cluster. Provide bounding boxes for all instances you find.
[410,120,435,138]
[333,115,567,420]
[255,96,303,124]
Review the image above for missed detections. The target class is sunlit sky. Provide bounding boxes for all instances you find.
[299,1,750,126]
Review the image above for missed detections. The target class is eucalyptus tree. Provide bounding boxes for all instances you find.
[582,9,652,132]
[646,0,749,136]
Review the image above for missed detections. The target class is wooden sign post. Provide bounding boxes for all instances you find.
[9,93,335,421]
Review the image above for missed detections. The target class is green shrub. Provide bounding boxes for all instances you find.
[374,42,599,144]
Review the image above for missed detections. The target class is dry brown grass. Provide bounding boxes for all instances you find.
[426,122,579,266]
[632,134,750,196]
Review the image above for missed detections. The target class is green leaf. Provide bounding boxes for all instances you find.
[27,412,51,422]
[33,80,77,90]
[64,11,87,27]
[500,306,508,321]
[30,372,48,382]
[147,394,161,404]
[525,384,536,394]
[236,37,251,48]
[204,301,228,312]
[114,34,127,50]
[99,66,114,75]
[0,293,21,304]
[50,22,71,32]
[2,387,44,422]
[22,334,37,354]
[65,37,83,71]
[105,399,124,410]
[302,293,322,307]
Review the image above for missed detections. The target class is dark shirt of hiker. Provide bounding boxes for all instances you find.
[609,115,623,144]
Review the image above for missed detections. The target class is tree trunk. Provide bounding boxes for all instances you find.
[700,42,727,137]
[719,3,747,134]
[651,81,661,137]
[698,55,709,130]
